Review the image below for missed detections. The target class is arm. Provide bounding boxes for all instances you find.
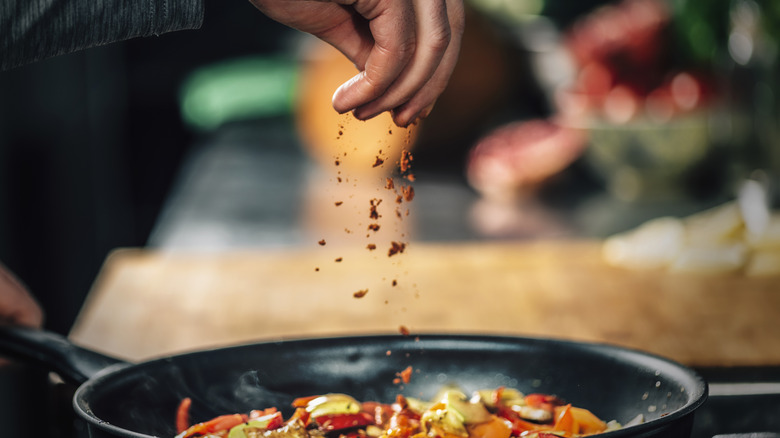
[0,0,204,71]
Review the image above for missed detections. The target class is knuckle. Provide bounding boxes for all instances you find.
[427,27,451,52]
[392,36,417,60]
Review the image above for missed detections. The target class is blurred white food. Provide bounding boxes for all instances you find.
[603,199,780,276]
[603,217,685,269]
[683,202,743,245]
[669,243,748,274]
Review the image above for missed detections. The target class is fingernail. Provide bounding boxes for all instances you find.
[352,107,382,121]
[332,86,351,114]
[331,73,362,114]
[418,104,435,120]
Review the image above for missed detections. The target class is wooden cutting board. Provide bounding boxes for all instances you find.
[69,241,780,367]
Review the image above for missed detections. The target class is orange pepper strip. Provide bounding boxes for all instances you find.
[467,416,512,438]
[569,407,607,434]
[176,398,192,434]
[287,407,311,426]
[553,404,576,436]
[292,395,320,408]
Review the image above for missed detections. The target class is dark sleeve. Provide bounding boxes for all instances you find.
[1,0,205,71]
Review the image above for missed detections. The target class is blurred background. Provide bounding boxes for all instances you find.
[3,0,778,336]
[1,0,779,434]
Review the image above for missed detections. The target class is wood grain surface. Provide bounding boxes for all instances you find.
[69,241,780,366]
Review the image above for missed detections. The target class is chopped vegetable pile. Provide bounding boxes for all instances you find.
[175,387,639,438]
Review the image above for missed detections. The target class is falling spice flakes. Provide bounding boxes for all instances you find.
[388,241,406,257]
[393,366,413,385]
[369,199,382,219]
[324,130,416,300]
[398,366,413,384]
[399,325,411,336]
[402,186,415,202]
[400,150,413,173]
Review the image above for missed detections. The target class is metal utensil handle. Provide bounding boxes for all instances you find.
[0,325,126,384]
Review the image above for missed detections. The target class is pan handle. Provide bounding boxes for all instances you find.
[0,325,127,385]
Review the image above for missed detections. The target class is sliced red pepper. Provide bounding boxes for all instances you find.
[362,401,394,426]
[269,411,285,429]
[385,412,419,438]
[524,394,563,411]
[249,407,278,419]
[492,387,505,406]
[176,397,192,434]
[314,412,374,431]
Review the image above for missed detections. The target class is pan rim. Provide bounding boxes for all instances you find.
[73,333,708,438]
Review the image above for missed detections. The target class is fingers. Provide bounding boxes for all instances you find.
[391,0,464,126]
[0,263,43,328]
[331,0,465,127]
[349,0,451,123]
[250,0,464,126]
[330,0,417,115]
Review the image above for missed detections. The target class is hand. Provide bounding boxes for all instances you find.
[249,0,465,127]
[0,262,43,328]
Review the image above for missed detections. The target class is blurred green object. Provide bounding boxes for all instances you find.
[179,56,299,131]
[671,0,780,67]
[671,0,731,65]
[467,0,545,23]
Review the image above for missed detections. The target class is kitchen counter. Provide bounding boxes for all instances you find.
[69,240,780,367]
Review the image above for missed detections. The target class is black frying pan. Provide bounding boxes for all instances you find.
[0,326,706,438]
